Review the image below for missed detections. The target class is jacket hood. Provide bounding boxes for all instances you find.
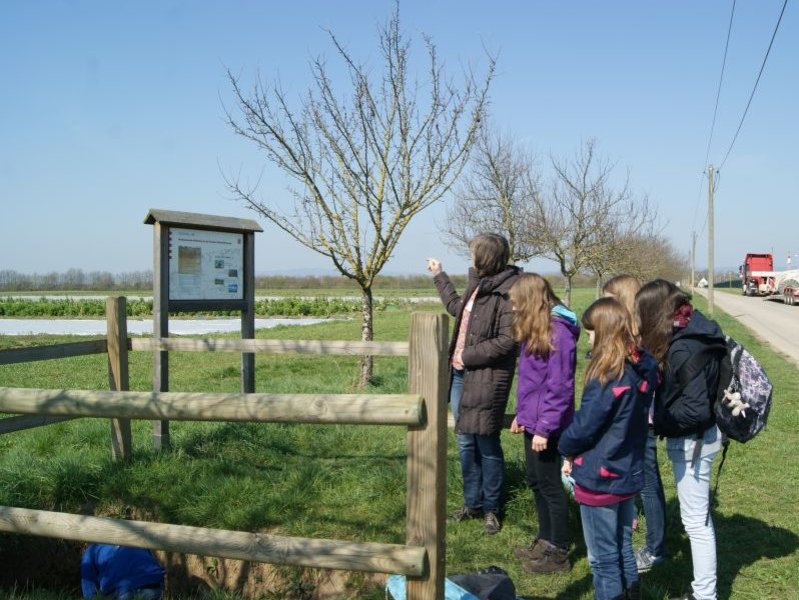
[671,309,725,345]
[468,265,522,294]
[551,306,581,342]
[552,304,579,326]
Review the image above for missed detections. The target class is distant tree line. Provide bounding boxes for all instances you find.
[0,269,469,293]
[0,269,153,292]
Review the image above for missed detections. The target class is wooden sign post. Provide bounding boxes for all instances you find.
[145,209,262,449]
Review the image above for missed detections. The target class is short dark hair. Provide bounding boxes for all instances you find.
[469,233,510,277]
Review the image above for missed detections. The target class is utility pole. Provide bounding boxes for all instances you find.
[707,164,715,315]
[691,231,697,288]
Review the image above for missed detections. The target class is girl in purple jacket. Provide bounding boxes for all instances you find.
[559,298,659,600]
[508,273,580,574]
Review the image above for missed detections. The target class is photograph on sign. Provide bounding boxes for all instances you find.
[168,228,244,300]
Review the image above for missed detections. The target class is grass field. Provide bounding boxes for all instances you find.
[0,288,797,599]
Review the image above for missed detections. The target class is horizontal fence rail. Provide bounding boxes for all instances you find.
[130,337,409,356]
[0,387,424,426]
[0,506,426,576]
[0,339,108,365]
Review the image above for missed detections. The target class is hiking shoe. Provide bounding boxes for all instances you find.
[624,580,641,600]
[513,537,544,560]
[521,542,570,573]
[635,547,665,573]
[447,506,482,523]
[483,511,501,534]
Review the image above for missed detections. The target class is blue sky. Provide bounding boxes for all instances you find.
[1,1,796,277]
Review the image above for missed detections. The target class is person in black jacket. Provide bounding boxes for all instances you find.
[636,280,724,600]
[427,233,521,534]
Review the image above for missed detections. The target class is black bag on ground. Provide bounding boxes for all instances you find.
[448,565,516,600]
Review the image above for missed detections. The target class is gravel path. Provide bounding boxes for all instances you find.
[695,287,799,366]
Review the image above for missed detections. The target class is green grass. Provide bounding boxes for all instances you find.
[0,288,797,599]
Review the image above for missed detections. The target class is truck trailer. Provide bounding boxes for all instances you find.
[740,252,799,305]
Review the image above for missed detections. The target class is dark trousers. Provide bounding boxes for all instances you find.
[524,431,570,549]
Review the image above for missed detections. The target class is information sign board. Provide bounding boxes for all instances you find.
[168,228,244,300]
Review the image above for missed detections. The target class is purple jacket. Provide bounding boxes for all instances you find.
[515,311,580,438]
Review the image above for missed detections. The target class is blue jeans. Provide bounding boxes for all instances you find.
[450,369,464,423]
[639,427,667,557]
[450,369,504,513]
[580,498,637,600]
[667,426,721,600]
[457,431,504,514]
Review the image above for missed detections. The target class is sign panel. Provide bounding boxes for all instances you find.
[168,228,244,300]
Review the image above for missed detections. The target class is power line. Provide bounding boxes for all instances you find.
[718,0,789,171]
[693,0,735,236]
[704,0,737,166]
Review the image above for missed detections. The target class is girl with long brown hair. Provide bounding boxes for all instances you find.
[636,280,725,600]
[559,298,658,600]
[509,273,580,573]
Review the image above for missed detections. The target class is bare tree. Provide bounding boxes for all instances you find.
[225,6,494,386]
[610,232,689,284]
[526,139,656,306]
[584,193,658,294]
[441,128,540,263]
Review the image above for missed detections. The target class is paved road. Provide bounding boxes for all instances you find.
[695,287,799,366]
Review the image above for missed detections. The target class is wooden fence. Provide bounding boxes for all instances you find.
[0,297,450,600]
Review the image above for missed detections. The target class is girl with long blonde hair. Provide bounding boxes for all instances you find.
[603,275,668,575]
[559,298,658,600]
[509,273,580,573]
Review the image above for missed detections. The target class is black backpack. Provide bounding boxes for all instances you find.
[449,565,516,600]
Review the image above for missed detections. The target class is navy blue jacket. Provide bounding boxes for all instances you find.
[558,350,659,496]
[654,309,724,438]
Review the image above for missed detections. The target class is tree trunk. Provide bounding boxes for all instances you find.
[595,275,602,299]
[564,276,573,307]
[359,286,374,388]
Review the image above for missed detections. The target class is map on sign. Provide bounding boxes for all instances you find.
[168,228,244,300]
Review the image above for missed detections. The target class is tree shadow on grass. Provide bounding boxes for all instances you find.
[640,499,799,599]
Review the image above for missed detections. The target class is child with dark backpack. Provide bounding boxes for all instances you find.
[559,298,659,600]
[635,279,724,600]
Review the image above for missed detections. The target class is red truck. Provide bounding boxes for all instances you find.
[740,252,799,304]
[740,253,774,296]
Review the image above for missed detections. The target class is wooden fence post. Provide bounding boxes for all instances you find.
[106,296,132,461]
[406,312,449,600]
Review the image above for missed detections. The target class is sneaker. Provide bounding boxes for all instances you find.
[670,594,696,600]
[521,542,570,573]
[447,506,482,523]
[635,546,665,573]
[483,511,501,534]
[513,537,544,560]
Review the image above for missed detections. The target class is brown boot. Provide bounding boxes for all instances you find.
[521,542,570,573]
[513,537,544,561]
